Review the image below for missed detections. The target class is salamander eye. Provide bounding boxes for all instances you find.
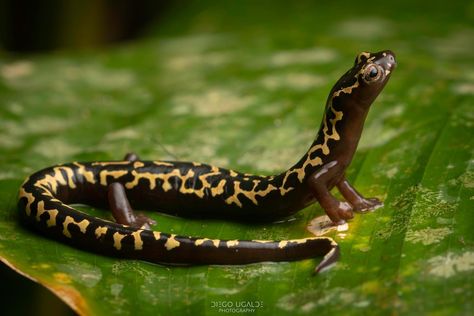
[369,67,378,78]
[363,64,382,83]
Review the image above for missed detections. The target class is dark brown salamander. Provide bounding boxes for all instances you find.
[18,50,396,273]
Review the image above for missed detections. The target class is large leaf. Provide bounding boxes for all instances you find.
[1,1,473,315]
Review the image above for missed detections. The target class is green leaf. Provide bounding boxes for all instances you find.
[1,1,473,315]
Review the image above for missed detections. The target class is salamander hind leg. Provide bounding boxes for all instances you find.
[124,152,140,162]
[107,182,156,229]
[337,177,383,213]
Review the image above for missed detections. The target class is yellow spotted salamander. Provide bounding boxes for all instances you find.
[18,50,396,273]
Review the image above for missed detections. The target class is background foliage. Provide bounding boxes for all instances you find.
[0,1,473,315]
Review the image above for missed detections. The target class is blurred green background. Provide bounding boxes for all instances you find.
[0,2,169,314]
[0,0,473,315]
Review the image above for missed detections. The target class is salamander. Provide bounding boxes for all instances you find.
[18,50,396,273]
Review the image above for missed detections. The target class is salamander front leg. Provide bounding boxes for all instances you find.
[336,177,382,213]
[307,174,353,225]
[107,182,156,229]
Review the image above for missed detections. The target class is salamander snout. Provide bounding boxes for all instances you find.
[376,50,397,74]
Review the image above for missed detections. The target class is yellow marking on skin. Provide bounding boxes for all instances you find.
[195,238,221,247]
[41,191,53,198]
[295,157,324,182]
[329,108,343,141]
[195,238,210,246]
[99,170,128,186]
[127,168,199,194]
[288,238,311,244]
[279,153,323,190]
[62,167,76,189]
[177,169,197,194]
[161,169,184,192]
[62,216,90,238]
[279,186,294,195]
[196,170,222,196]
[73,162,96,184]
[131,230,144,250]
[226,240,239,247]
[165,234,180,250]
[252,240,273,243]
[153,231,161,240]
[35,200,47,221]
[18,187,35,216]
[357,52,370,63]
[125,170,163,190]
[210,179,226,196]
[125,163,226,198]
[225,194,243,208]
[153,161,174,167]
[334,80,360,98]
[229,170,238,177]
[162,181,172,191]
[225,180,277,207]
[35,201,59,227]
[278,238,313,249]
[34,166,77,192]
[192,162,202,167]
[127,166,228,198]
[133,161,145,168]
[113,232,126,250]
[279,171,295,195]
[34,167,70,194]
[46,209,59,227]
[95,226,108,239]
[92,161,130,166]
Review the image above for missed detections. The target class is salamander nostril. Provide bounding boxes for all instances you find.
[381,52,397,70]
[389,55,397,69]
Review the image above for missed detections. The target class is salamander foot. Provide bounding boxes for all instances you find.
[352,198,383,213]
[124,152,140,162]
[107,182,156,229]
[337,201,354,221]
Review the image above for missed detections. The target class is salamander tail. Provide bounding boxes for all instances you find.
[314,242,339,274]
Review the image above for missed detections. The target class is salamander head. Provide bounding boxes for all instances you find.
[330,50,397,108]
